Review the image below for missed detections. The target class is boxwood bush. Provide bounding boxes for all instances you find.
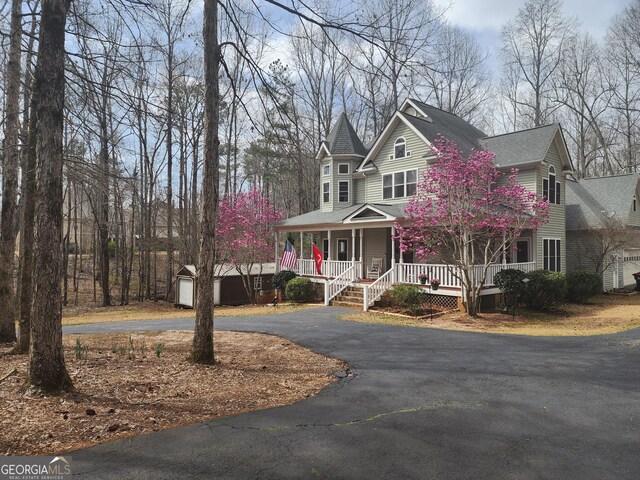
[285,277,314,303]
[273,270,297,292]
[390,285,425,315]
[566,270,602,304]
[522,269,567,311]
[494,268,528,311]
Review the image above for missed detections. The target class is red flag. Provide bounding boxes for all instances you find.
[312,243,323,275]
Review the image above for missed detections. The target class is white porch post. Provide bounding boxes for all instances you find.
[359,228,364,278]
[299,231,304,259]
[327,230,332,261]
[391,225,396,283]
[274,232,279,272]
[351,228,357,280]
[502,233,507,265]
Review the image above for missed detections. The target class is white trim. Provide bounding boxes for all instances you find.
[343,204,397,223]
[323,164,331,176]
[542,237,562,272]
[315,143,331,160]
[400,99,432,120]
[322,181,331,204]
[382,169,417,200]
[512,238,532,263]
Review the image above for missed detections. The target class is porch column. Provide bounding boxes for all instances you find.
[351,228,357,280]
[299,231,304,259]
[327,230,332,261]
[391,225,396,283]
[274,232,279,272]
[359,228,364,279]
[502,233,507,265]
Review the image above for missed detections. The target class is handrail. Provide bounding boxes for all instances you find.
[324,265,356,305]
[363,267,394,312]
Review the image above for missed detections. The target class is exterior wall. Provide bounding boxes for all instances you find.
[534,140,567,272]
[627,184,640,226]
[219,274,274,305]
[320,229,362,261]
[354,177,366,204]
[320,156,362,212]
[364,228,390,272]
[364,122,431,204]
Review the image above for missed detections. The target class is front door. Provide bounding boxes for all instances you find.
[515,239,530,263]
[337,239,348,261]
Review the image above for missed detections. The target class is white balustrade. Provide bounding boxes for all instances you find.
[297,259,362,279]
[363,267,395,311]
[325,265,356,305]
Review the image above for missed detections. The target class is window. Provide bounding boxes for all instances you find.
[382,169,418,199]
[253,276,263,291]
[542,166,561,204]
[323,165,330,176]
[338,164,350,174]
[323,182,330,203]
[338,181,349,202]
[543,238,561,272]
[394,137,406,159]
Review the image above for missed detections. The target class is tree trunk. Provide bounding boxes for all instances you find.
[25,0,73,393]
[0,0,23,343]
[192,0,219,364]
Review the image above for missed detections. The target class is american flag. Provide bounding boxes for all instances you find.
[280,240,298,270]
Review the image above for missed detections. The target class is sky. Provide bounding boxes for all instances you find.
[431,0,633,72]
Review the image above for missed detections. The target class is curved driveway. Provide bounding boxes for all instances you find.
[66,307,640,479]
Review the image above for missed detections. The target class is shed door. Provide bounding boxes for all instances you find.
[178,278,194,307]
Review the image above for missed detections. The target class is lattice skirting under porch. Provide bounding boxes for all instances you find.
[426,293,459,310]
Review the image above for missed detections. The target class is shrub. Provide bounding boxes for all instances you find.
[494,269,527,310]
[566,270,602,304]
[285,277,314,303]
[522,269,567,311]
[273,270,297,292]
[390,285,425,315]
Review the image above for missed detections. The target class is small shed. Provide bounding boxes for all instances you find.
[175,265,197,308]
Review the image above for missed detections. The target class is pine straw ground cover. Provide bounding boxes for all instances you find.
[344,293,640,336]
[0,331,345,455]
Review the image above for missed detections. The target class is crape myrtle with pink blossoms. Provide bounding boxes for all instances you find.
[395,138,549,316]
[216,189,283,303]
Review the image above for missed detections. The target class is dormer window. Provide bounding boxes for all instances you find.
[323,165,330,176]
[543,166,561,205]
[394,137,406,159]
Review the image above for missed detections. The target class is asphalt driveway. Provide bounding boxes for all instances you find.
[66,307,640,479]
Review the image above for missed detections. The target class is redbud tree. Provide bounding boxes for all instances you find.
[216,189,283,303]
[396,139,549,316]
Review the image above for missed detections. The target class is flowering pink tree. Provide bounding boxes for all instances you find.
[396,138,549,316]
[216,189,283,303]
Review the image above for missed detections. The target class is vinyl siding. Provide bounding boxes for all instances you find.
[365,123,431,204]
[535,141,567,272]
[627,184,640,226]
[364,228,390,272]
[320,157,333,212]
[320,157,362,212]
[354,177,366,203]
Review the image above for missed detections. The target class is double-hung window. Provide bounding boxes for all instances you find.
[543,238,561,272]
[382,169,418,200]
[323,182,330,203]
[338,181,349,202]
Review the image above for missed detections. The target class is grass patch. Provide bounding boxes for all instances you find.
[341,294,640,336]
[61,303,317,326]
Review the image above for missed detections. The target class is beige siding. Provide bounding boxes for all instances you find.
[627,184,640,226]
[320,157,362,212]
[366,122,431,204]
[363,228,390,273]
[320,157,333,212]
[535,141,567,272]
[354,177,366,204]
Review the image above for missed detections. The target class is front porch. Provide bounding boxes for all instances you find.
[289,258,536,311]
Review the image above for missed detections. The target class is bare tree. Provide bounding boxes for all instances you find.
[0,0,22,343]
[25,0,73,393]
[191,0,219,364]
[501,0,575,127]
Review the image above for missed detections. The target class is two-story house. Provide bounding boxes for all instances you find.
[275,99,573,310]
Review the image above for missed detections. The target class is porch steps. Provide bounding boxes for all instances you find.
[330,286,364,309]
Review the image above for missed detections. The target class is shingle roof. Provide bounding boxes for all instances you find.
[481,124,560,168]
[277,203,408,228]
[404,100,487,155]
[325,112,367,157]
[565,174,640,230]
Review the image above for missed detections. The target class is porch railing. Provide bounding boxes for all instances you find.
[324,265,356,305]
[363,267,394,312]
[396,261,536,288]
[297,259,362,279]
